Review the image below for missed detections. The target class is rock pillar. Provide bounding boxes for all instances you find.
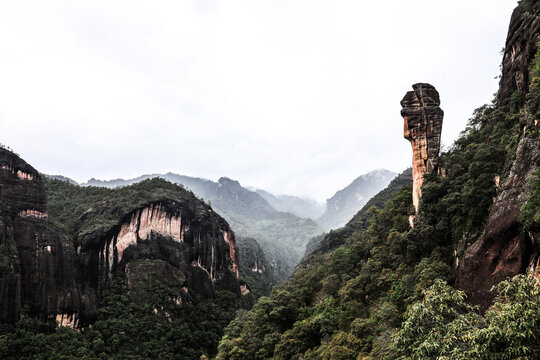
[400,83,443,218]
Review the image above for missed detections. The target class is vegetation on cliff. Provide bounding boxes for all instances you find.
[0,275,239,359]
[216,24,540,360]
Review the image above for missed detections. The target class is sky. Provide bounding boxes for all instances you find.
[0,0,518,202]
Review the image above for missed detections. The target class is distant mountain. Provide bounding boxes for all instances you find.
[254,189,325,219]
[305,168,412,256]
[43,174,78,185]
[81,172,324,281]
[317,169,397,230]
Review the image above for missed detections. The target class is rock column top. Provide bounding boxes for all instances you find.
[400,83,444,217]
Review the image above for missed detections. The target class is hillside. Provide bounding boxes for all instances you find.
[304,168,412,257]
[254,189,325,220]
[317,169,396,231]
[216,3,540,359]
[84,173,324,282]
[0,151,244,358]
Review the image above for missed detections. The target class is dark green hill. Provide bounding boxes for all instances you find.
[82,174,323,282]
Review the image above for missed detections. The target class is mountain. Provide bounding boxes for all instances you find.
[304,168,412,256]
[236,237,275,299]
[43,174,78,185]
[82,173,324,282]
[254,189,325,219]
[0,147,243,358]
[216,3,540,359]
[317,169,396,230]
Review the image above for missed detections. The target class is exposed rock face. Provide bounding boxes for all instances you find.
[457,2,540,310]
[400,83,444,215]
[497,2,540,107]
[76,198,240,324]
[236,237,275,298]
[0,148,80,324]
[1,148,241,327]
[458,135,540,310]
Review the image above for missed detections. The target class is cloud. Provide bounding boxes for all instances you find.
[0,0,518,201]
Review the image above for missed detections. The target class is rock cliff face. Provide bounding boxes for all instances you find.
[236,237,275,298]
[0,149,241,326]
[400,83,444,216]
[74,192,241,325]
[458,135,540,309]
[497,1,540,107]
[457,2,540,310]
[0,148,79,324]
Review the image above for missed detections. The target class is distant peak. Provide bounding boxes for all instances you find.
[218,177,240,186]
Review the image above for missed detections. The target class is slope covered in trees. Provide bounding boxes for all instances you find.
[216,6,540,358]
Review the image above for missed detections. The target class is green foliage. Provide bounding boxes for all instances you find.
[237,237,276,298]
[394,275,540,359]
[44,177,205,239]
[217,41,540,359]
[0,274,238,359]
[520,170,540,230]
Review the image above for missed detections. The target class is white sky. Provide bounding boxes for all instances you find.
[0,0,518,202]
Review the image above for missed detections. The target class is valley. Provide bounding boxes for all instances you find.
[0,1,539,359]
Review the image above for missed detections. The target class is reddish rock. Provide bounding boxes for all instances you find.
[1,147,241,327]
[400,83,444,215]
[458,135,540,310]
[457,2,540,310]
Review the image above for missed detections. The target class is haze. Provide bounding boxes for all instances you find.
[0,0,517,201]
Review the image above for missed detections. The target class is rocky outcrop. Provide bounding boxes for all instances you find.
[457,2,540,310]
[400,83,444,217]
[0,147,80,324]
[236,237,275,298]
[75,199,240,324]
[1,148,241,327]
[497,1,540,107]
[458,135,540,310]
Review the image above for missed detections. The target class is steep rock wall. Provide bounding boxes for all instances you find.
[457,2,540,310]
[76,199,240,324]
[498,1,540,107]
[458,133,540,310]
[0,148,80,324]
[1,148,241,327]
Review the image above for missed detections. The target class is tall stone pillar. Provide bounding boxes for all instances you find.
[400,83,443,219]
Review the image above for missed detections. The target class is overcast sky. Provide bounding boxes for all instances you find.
[0,0,518,202]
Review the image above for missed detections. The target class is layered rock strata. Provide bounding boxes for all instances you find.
[0,147,241,327]
[77,199,241,324]
[400,83,444,217]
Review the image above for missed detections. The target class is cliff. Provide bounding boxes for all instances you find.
[0,147,79,324]
[236,237,275,298]
[83,172,324,282]
[457,1,540,309]
[400,83,444,218]
[0,150,241,327]
[497,0,540,107]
